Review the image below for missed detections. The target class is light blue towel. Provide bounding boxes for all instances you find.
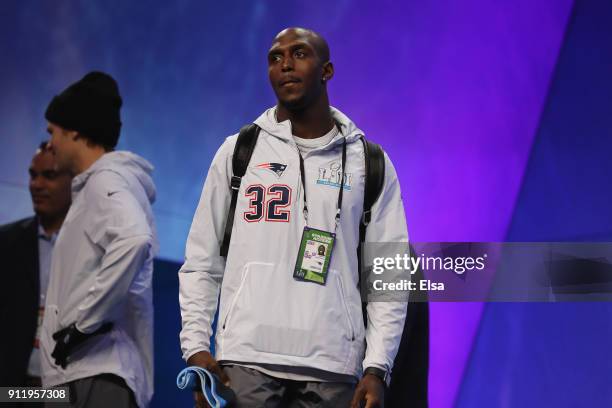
[176,366,232,408]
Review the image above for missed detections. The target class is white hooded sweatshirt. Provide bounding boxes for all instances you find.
[179,107,408,379]
[40,151,158,408]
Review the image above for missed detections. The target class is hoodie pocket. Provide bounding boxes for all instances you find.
[220,263,358,360]
[221,261,270,333]
[335,271,356,342]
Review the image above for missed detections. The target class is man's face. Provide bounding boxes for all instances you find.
[47,122,77,172]
[268,32,326,110]
[29,149,72,219]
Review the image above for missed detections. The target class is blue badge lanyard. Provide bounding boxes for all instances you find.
[298,138,347,233]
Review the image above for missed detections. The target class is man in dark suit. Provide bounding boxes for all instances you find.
[0,142,71,387]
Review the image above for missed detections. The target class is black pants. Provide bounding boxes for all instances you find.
[223,365,355,408]
[48,374,137,408]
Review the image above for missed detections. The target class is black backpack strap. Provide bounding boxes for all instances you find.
[360,138,385,243]
[220,124,260,257]
[358,137,386,325]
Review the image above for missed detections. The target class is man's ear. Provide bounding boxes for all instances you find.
[322,61,334,83]
[69,130,80,141]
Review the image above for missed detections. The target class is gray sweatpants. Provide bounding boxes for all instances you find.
[47,374,137,408]
[223,365,355,408]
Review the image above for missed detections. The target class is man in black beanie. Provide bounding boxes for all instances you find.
[44,71,122,171]
[40,71,158,408]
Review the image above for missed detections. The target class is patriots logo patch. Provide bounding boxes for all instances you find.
[256,162,288,178]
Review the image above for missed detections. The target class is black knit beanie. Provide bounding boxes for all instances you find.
[45,71,122,149]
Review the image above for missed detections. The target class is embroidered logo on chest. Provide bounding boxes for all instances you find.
[317,161,352,191]
[256,162,288,178]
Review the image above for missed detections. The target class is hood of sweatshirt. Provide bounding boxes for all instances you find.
[253,105,365,147]
[72,151,156,203]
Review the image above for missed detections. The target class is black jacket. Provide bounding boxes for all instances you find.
[0,217,40,385]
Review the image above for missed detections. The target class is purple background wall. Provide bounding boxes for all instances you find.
[3,1,608,406]
[331,3,572,406]
[457,0,612,406]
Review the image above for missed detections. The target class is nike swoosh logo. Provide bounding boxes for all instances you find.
[107,191,118,197]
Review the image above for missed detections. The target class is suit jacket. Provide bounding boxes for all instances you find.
[0,217,40,385]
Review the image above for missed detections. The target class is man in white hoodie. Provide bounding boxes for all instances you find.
[40,72,157,408]
[180,28,408,408]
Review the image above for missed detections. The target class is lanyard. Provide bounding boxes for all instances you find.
[298,138,347,232]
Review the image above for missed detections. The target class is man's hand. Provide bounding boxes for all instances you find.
[351,374,385,408]
[51,322,113,368]
[187,351,230,408]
